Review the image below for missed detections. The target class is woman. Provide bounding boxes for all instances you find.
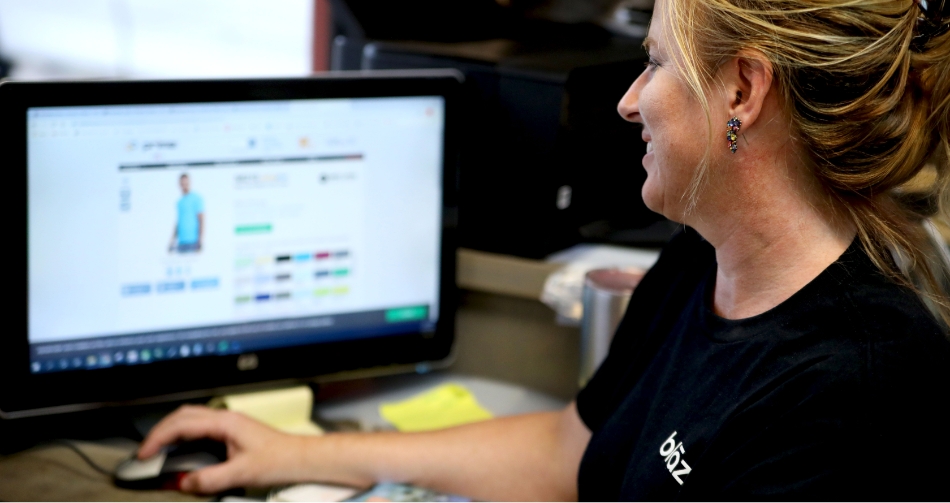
[140,0,950,499]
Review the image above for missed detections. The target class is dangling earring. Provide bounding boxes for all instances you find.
[727,116,742,154]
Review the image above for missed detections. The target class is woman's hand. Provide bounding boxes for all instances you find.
[138,402,590,500]
[138,404,310,494]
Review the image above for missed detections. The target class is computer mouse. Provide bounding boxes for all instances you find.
[114,438,228,490]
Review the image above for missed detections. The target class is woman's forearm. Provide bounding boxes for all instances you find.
[299,404,590,501]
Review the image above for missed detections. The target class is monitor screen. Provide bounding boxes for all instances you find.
[28,97,444,372]
[0,73,460,417]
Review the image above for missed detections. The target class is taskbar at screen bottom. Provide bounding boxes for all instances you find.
[29,304,434,375]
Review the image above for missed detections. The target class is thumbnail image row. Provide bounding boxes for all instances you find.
[122,277,219,296]
[235,249,350,269]
[235,285,350,304]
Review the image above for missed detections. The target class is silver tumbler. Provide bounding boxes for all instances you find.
[579,268,643,386]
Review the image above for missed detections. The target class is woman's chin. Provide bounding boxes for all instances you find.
[641,184,686,223]
[641,183,663,215]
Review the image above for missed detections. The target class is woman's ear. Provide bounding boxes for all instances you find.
[722,50,773,128]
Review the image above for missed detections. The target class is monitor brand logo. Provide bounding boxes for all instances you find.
[237,353,259,371]
[659,431,692,486]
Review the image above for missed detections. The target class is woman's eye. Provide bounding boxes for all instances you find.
[644,57,661,70]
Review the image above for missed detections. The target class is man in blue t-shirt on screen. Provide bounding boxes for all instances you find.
[169,173,204,253]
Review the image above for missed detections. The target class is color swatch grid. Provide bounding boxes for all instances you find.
[234,249,352,306]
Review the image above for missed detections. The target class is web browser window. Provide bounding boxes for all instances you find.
[27,97,444,373]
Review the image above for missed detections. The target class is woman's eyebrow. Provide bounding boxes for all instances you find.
[642,36,655,52]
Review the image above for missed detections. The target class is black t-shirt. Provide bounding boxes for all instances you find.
[576,228,950,501]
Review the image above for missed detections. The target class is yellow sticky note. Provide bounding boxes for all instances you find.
[209,386,323,436]
[379,383,494,432]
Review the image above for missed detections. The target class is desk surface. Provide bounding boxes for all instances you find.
[0,372,566,502]
[0,439,208,502]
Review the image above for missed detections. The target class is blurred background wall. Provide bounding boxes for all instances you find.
[0,0,314,80]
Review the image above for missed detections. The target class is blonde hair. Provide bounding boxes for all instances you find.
[662,0,950,326]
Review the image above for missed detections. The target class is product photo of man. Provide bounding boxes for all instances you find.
[169,173,204,253]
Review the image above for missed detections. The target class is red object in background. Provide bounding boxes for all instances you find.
[313,0,332,72]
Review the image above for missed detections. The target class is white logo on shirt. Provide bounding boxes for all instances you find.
[659,431,692,485]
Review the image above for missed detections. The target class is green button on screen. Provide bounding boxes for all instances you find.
[235,224,272,235]
[385,306,428,323]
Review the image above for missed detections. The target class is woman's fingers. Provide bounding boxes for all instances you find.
[138,405,235,458]
[179,461,244,494]
[137,404,294,494]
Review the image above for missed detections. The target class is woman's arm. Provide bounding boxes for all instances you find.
[139,402,591,501]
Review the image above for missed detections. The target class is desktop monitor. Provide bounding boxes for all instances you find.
[0,71,461,418]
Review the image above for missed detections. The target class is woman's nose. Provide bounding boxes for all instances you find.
[617,71,646,123]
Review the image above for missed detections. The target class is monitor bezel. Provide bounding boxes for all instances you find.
[0,70,462,418]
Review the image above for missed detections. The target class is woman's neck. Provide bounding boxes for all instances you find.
[692,158,855,320]
[711,215,854,319]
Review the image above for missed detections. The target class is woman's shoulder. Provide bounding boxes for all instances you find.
[791,250,950,426]
[824,243,950,357]
[735,239,950,402]
[709,275,950,498]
